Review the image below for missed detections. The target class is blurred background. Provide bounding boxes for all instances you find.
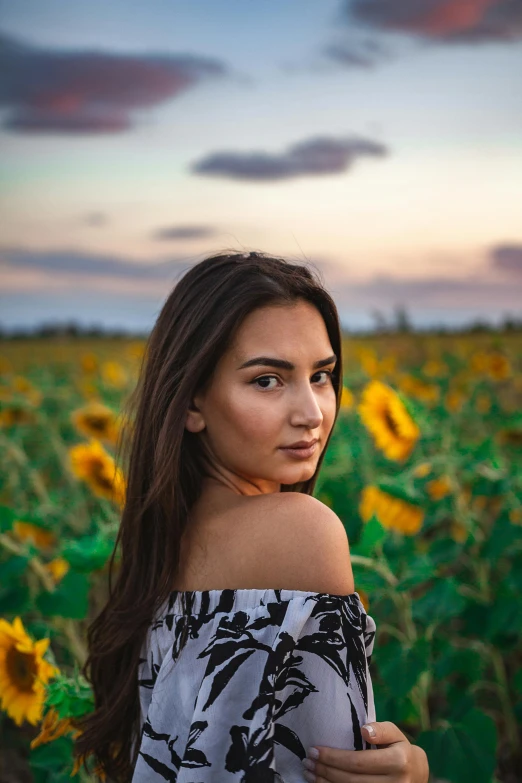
[0,3,521,783]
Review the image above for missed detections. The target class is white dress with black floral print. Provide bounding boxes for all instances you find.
[132,588,376,782]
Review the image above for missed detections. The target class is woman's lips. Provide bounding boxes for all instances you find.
[279,442,318,459]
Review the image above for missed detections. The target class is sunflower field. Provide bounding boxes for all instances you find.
[0,333,521,783]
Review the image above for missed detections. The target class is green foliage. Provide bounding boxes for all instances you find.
[330,336,522,781]
[352,514,386,556]
[0,334,521,782]
[36,571,90,619]
[30,736,77,783]
[60,531,113,573]
[45,671,94,719]
[417,710,498,783]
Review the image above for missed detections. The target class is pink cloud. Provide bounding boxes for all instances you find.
[0,32,228,134]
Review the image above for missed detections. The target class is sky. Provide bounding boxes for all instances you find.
[1,0,521,332]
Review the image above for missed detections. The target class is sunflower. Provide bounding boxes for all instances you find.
[497,427,522,447]
[12,376,33,393]
[357,348,380,378]
[357,348,396,379]
[486,353,511,381]
[472,496,488,513]
[426,475,452,501]
[475,393,491,414]
[398,374,439,405]
[413,462,432,478]
[0,617,59,727]
[78,379,100,400]
[359,485,424,536]
[80,353,98,374]
[69,439,126,506]
[71,749,108,781]
[45,558,70,584]
[127,341,145,360]
[470,351,489,374]
[101,361,128,389]
[445,389,465,413]
[12,521,56,550]
[30,706,80,748]
[449,521,468,543]
[358,380,420,461]
[11,376,42,406]
[71,401,120,445]
[0,405,37,427]
[340,386,354,409]
[422,359,448,378]
[509,508,522,526]
[0,356,12,374]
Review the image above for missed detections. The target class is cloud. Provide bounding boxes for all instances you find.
[2,246,520,315]
[190,135,388,181]
[0,247,191,281]
[0,31,228,135]
[346,0,522,43]
[280,37,392,73]
[328,270,522,314]
[321,38,392,68]
[490,243,522,275]
[152,225,219,241]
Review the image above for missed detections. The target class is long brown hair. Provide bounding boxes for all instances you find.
[73,250,344,781]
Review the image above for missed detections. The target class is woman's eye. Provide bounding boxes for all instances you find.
[251,370,334,390]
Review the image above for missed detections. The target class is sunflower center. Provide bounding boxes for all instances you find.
[6,647,38,692]
[383,407,400,437]
[504,430,522,445]
[86,415,110,433]
[89,457,115,491]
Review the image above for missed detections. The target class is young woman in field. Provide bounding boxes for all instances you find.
[74,251,429,782]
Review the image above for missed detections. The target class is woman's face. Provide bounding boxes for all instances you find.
[186,300,338,495]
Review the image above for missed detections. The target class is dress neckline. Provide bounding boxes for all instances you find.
[163,587,364,616]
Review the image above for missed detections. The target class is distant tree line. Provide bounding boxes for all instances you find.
[0,322,149,340]
[0,307,521,340]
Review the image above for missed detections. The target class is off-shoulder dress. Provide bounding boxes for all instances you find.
[132,587,377,782]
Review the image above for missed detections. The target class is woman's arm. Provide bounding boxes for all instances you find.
[302,721,429,783]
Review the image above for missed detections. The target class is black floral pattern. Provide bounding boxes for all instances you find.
[132,589,376,782]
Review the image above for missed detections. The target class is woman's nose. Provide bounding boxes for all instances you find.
[290,385,324,425]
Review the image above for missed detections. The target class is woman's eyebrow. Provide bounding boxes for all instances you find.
[237,354,337,371]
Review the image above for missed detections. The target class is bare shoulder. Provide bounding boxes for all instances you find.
[246,492,355,595]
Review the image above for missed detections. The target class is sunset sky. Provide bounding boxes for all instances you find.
[1,0,521,332]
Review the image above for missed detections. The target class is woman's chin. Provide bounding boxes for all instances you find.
[278,466,317,484]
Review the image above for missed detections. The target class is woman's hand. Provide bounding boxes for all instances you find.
[301,721,429,783]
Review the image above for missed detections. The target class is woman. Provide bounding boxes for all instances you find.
[73,251,429,782]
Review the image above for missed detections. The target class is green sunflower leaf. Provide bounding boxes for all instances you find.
[416,709,497,783]
[60,531,113,573]
[0,505,16,532]
[36,571,89,619]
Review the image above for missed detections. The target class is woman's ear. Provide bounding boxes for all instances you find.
[185,398,206,432]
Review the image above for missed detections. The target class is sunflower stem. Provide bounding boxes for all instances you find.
[0,432,51,505]
[489,645,519,752]
[52,617,88,667]
[350,554,398,586]
[0,533,56,592]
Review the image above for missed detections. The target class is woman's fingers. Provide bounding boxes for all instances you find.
[305,739,429,783]
[312,776,389,783]
[361,721,409,747]
[305,721,428,782]
[306,744,407,775]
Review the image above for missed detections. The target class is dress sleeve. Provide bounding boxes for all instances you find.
[132,592,376,782]
[267,592,377,763]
